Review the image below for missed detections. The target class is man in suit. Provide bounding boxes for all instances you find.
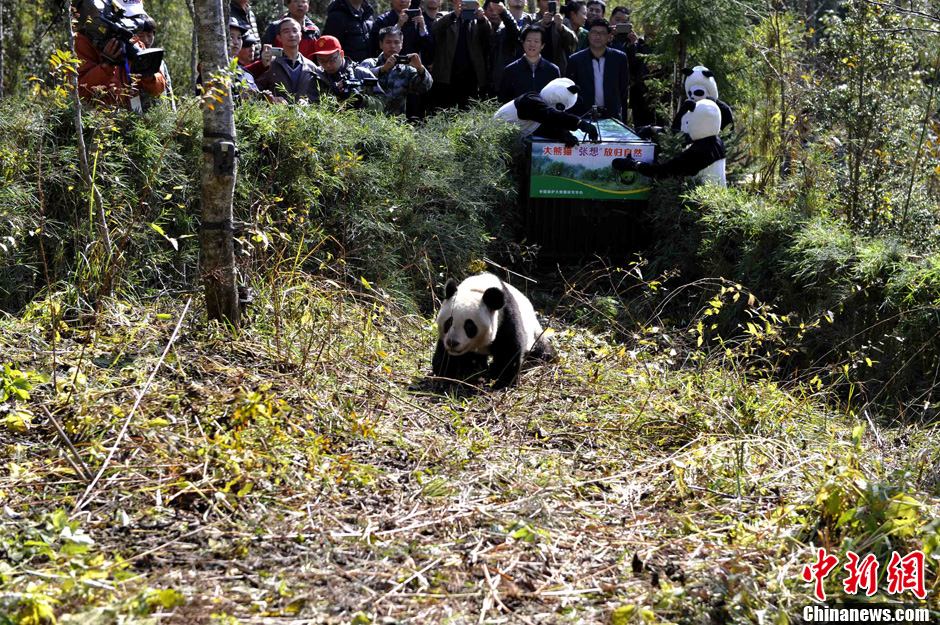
[564,18,628,121]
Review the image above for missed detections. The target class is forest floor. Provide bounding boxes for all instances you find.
[1,272,938,624]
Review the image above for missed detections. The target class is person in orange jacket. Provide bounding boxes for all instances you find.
[75,22,166,110]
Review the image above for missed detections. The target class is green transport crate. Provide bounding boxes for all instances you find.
[522,118,656,259]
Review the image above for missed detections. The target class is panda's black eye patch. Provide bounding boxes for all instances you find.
[444,317,453,332]
[464,320,477,338]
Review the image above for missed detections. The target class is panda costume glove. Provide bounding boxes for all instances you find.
[578,120,599,143]
[611,155,638,171]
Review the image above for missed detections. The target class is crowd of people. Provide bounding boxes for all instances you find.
[75,0,662,124]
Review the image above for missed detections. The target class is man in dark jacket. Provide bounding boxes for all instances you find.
[323,0,376,62]
[257,18,321,102]
[565,18,628,120]
[483,0,523,97]
[230,0,261,45]
[429,1,492,108]
[497,25,558,102]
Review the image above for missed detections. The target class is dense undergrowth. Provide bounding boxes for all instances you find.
[0,95,521,314]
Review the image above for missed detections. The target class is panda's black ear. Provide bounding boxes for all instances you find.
[482,287,506,311]
[702,70,714,78]
[567,85,579,94]
[444,279,458,299]
[681,67,693,76]
[678,99,696,116]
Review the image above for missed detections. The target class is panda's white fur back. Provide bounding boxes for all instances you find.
[437,273,543,356]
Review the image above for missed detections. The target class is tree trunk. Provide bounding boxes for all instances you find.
[194,0,240,326]
[0,0,5,99]
[185,0,199,94]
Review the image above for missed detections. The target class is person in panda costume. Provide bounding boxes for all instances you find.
[432,273,554,389]
[494,77,599,147]
[613,98,726,187]
[670,65,734,132]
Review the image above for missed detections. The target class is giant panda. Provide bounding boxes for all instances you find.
[432,273,553,389]
[670,66,734,132]
[494,78,598,147]
[614,98,726,187]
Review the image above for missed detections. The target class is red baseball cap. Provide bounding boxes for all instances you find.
[311,36,343,55]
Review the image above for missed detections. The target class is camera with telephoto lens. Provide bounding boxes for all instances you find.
[73,0,164,75]
[340,75,379,100]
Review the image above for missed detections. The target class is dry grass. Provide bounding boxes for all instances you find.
[0,271,937,624]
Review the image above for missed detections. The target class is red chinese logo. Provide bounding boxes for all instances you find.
[885,551,926,599]
[843,551,878,597]
[802,548,840,601]
[803,549,927,600]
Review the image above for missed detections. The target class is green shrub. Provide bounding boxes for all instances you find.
[0,96,520,312]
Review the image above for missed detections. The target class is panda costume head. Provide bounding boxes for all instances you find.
[494,78,580,135]
[432,273,553,388]
[682,66,719,101]
[540,77,579,112]
[678,98,726,186]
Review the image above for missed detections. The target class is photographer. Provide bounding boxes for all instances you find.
[533,0,576,74]
[136,16,174,110]
[369,0,433,63]
[362,26,432,116]
[483,0,523,98]
[75,0,166,110]
[561,1,587,50]
[310,35,384,109]
[323,0,376,62]
[261,0,321,59]
[256,18,321,103]
[429,0,491,109]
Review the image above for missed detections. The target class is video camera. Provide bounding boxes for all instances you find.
[73,0,164,76]
[343,76,380,91]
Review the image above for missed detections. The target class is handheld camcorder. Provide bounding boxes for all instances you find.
[547,0,557,14]
[73,0,164,75]
[342,76,380,96]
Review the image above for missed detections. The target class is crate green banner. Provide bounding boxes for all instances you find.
[529,119,655,201]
